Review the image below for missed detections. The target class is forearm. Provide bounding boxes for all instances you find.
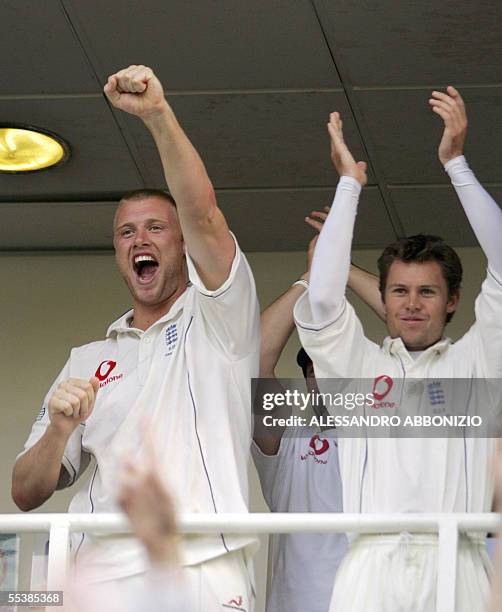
[143,104,216,221]
[144,104,234,287]
[348,264,385,321]
[253,377,288,455]
[12,425,71,511]
[260,282,307,376]
[309,177,361,322]
[445,156,502,277]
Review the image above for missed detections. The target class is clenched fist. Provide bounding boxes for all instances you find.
[104,65,168,120]
[48,377,99,435]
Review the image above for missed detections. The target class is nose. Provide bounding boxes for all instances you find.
[134,226,150,246]
[406,290,421,311]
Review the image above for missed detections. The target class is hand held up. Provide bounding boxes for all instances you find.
[429,85,467,165]
[104,65,169,120]
[328,112,367,186]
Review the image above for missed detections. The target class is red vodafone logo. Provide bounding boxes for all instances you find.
[373,375,393,400]
[309,434,330,455]
[95,360,117,382]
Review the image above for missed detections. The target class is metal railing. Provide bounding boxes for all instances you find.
[0,512,499,611]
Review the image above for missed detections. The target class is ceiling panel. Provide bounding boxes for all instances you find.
[0,186,394,252]
[119,91,375,190]
[218,186,396,251]
[0,1,98,95]
[0,1,499,253]
[389,185,502,246]
[314,0,502,86]
[0,98,143,198]
[0,202,116,250]
[355,88,502,184]
[69,0,340,90]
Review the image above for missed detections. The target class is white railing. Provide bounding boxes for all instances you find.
[0,512,499,612]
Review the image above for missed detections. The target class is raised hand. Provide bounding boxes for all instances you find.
[104,65,168,120]
[118,429,179,564]
[48,377,99,435]
[328,112,367,186]
[429,86,467,165]
[305,205,330,233]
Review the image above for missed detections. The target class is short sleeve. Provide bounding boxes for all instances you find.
[17,359,89,488]
[186,232,260,360]
[294,291,377,379]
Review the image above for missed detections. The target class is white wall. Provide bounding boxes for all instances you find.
[0,247,487,607]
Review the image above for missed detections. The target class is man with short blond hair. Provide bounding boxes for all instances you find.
[13,65,259,611]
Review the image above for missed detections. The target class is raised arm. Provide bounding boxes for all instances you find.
[261,210,383,380]
[348,264,385,320]
[309,113,367,323]
[104,65,234,290]
[306,207,385,322]
[260,235,316,377]
[430,86,502,278]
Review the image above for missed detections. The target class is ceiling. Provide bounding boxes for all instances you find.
[1,0,501,252]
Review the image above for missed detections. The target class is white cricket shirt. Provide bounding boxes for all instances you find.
[295,270,502,516]
[21,236,260,580]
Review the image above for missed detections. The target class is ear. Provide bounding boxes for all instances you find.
[446,292,460,313]
[381,294,388,316]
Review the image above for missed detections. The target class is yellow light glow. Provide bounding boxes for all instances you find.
[0,127,66,172]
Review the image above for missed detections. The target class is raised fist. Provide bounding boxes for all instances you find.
[104,65,167,120]
[48,377,99,435]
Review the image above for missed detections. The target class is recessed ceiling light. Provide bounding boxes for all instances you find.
[0,125,69,173]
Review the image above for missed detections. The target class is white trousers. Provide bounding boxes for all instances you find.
[328,533,491,612]
[66,549,255,612]
[184,549,255,612]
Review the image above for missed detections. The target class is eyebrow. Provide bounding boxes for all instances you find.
[388,283,441,289]
[114,218,168,232]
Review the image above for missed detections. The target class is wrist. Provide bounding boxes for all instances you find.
[440,151,463,166]
[47,420,77,441]
[339,175,363,192]
[441,153,467,172]
[292,278,309,290]
[141,100,174,127]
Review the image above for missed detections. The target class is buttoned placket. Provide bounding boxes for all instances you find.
[137,325,164,385]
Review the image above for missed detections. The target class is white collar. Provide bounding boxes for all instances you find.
[106,288,189,337]
[383,335,452,358]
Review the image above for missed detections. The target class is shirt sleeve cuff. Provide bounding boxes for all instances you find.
[294,290,347,332]
[444,155,468,175]
[185,232,241,298]
[339,175,363,195]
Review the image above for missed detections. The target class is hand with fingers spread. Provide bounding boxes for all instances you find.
[328,112,367,186]
[104,64,168,120]
[48,377,99,435]
[118,431,179,565]
[429,86,468,165]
